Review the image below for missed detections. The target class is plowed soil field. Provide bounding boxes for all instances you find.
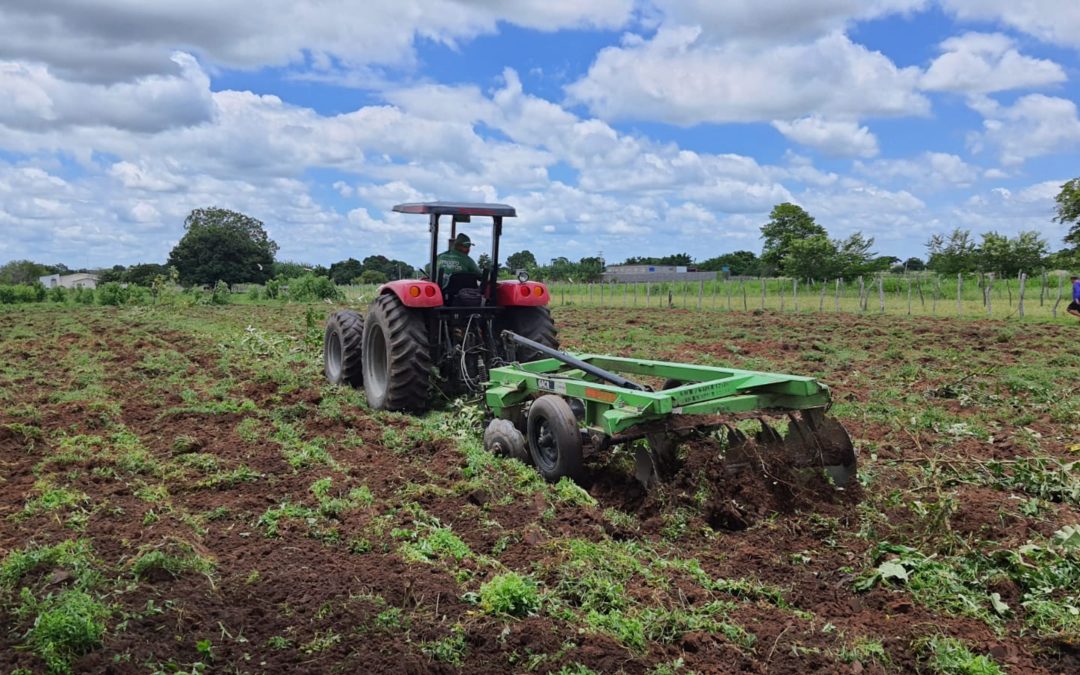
[1,304,1077,674]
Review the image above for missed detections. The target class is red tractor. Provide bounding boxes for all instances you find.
[322,202,557,411]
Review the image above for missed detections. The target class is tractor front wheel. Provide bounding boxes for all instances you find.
[324,310,364,387]
[526,395,584,484]
[362,294,432,411]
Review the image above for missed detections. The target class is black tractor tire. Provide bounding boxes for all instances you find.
[526,395,584,484]
[362,294,432,412]
[324,310,364,387]
[502,306,558,362]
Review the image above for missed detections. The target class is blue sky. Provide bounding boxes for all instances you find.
[1,0,1078,271]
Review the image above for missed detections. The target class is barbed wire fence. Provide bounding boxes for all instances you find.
[540,271,1074,321]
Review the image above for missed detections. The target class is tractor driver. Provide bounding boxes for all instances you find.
[435,233,481,284]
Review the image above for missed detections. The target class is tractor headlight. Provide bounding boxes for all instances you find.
[517,269,529,283]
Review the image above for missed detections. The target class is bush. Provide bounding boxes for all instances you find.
[246,285,263,301]
[74,287,95,305]
[358,270,388,285]
[48,286,67,303]
[211,280,231,305]
[286,274,343,302]
[0,285,15,304]
[265,278,281,300]
[96,282,130,306]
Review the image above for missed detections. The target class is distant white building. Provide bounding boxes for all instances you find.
[601,264,716,283]
[39,273,100,289]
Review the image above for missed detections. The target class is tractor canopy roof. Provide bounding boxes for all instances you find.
[392,202,516,217]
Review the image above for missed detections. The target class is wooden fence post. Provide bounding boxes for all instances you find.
[793,279,799,312]
[1053,275,1063,317]
[956,274,962,317]
[697,280,704,310]
[907,278,912,315]
[779,281,785,312]
[878,275,885,313]
[741,280,748,311]
[760,276,766,310]
[985,273,993,316]
[600,283,604,307]
[834,279,840,312]
[1040,271,1047,306]
[857,276,865,312]
[1018,273,1026,318]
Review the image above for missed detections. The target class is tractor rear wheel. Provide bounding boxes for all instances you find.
[362,294,432,411]
[324,310,364,387]
[526,395,584,484]
[502,307,558,362]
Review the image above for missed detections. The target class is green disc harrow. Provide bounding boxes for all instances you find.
[483,332,857,489]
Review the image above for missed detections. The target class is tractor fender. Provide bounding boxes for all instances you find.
[496,281,549,307]
[379,280,444,308]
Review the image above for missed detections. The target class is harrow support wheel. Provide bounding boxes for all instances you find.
[324,310,364,387]
[362,294,432,412]
[526,395,584,484]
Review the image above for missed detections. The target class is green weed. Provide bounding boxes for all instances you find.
[15,588,109,674]
[915,635,1004,674]
[477,572,542,617]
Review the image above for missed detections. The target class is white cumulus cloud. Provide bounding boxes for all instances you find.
[772,116,879,158]
[967,94,1080,166]
[566,27,929,125]
[921,32,1066,94]
[940,0,1080,50]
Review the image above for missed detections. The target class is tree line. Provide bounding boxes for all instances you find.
[3,178,1078,296]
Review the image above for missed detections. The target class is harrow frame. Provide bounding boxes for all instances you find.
[485,354,835,437]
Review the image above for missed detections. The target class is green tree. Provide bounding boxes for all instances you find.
[760,203,827,274]
[926,228,978,275]
[272,261,308,279]
[0,260,54,285]
[98,264,126,283]
[1054,178,1080,246]
[621,253,693,266]
[835,232,878,278]
[903,257,925,271]
[362,255,415,280]
[329,258,364,285]
[577,256,605,282]
[505,250,538,272]
[124,263,169,287]
[977,230,1047,275]
[782,235,842,280]
[168,207,278,286]
[359,270,388,284]
[697,251,761,276]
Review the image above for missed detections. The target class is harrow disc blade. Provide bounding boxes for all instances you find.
[782,409,857,487]
[634,431,680,489]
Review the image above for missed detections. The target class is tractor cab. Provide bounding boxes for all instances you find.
[392,202,512,306]
[323,202,557,411]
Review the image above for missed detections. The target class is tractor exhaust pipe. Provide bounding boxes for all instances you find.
[500,330,647,391]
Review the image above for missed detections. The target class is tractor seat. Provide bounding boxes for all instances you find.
[441,272,484,306]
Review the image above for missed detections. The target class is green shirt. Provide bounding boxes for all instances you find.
[436,248,481,281]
